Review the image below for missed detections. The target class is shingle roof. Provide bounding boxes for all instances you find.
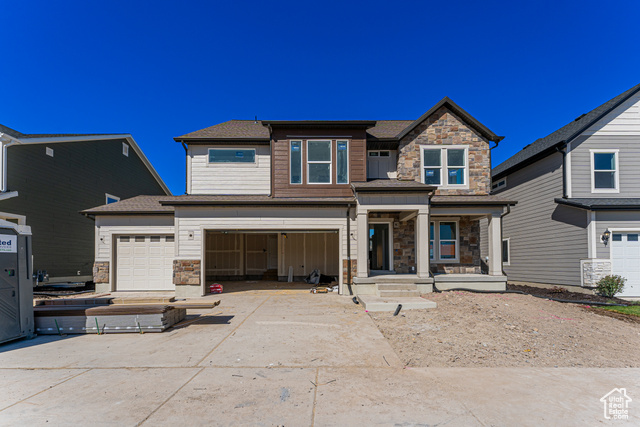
[0,123,124,139]
[82,194,356,214]
[493,82,640,178]
[174,119,416,142]
[352,179,435,192]
[431,195,517,205]
[555,198,640,210]
[81,196,175,215]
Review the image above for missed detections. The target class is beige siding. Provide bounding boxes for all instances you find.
[94,215,175,261]
[189,145,271,195]
[570,135,640,198]
[594,211,640,259]
[496,152,588,286]
[175,206,356,285]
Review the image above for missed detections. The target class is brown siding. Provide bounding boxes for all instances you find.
[271,127,366,197]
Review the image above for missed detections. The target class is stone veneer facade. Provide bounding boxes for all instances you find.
[396,106,491,196]
[367,214,482,274]
[581,259,612,287]
[93,261,109,283]
[173,260,201,285]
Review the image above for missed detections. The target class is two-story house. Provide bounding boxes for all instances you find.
[492,82,640,297]
[0,125,170,284]
[83,98,514,297]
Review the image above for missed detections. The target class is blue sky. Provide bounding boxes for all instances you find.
[2,1,639,195]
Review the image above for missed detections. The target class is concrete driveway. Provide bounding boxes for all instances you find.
[1,289,638,426]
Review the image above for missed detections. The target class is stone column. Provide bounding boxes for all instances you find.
[487,212,503,276]
[356,209,369,278]
[415,209,430,278]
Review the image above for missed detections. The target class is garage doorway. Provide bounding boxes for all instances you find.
[204,230,340,291]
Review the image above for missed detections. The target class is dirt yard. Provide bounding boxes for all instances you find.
[369,291,640,368]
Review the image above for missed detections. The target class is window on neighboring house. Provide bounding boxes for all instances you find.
[208,148,256,163]
[492,178,507,190]
[591,150,618,192]
[290,141,302,184]
[502,239,510,265]
[422,146,468,187]
[105,194,120,204]
[307,140,332,184]
[337,140,349,184]
[122,143,129,157]
[429,220,459,262]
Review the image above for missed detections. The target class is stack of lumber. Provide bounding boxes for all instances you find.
[34,304,187,334]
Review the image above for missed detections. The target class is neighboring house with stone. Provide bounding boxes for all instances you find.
[492,82,640,297]
[83,97,515,297]
[0,124,170,284]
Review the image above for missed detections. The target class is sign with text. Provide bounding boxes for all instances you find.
[0,234,17,253]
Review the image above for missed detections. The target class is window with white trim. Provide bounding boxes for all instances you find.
[290,141,302,184]
[591,150,619,192]
[422,146,468,187]
[307,140,332,184]
[492,178,507,191]
[429,220,459,262]
[208,148,256,163]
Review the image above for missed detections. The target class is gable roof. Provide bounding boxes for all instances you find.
[0,125,171,195]
[493,82,640,178]
[174,98,500,144]
[395,97,503,143]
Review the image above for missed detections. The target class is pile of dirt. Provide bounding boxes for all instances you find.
[507,283,630,305]
[369,291,640,368]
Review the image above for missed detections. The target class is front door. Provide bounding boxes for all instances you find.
[369,223,391,271]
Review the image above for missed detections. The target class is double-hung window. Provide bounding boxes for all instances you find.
[429,220,459,262]
[290,141,302,184]
[422,146,468,187]
[591,149,619,192]
[307,140,332,184]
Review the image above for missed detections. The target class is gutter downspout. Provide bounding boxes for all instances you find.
[0,135,21,193]
[346,203,352,295]
[555,141,568,199]
[427,189,436,279]
[181,141,188,195]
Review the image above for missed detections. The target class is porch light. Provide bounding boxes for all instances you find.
[602,229,611,246]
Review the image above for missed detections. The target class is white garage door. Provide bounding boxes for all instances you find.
[611,232,640,297]
[116,235,175,291]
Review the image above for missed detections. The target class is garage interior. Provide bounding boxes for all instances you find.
[204,230,340,291]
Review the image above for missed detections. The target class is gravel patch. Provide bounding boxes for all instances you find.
[369,291,640,368]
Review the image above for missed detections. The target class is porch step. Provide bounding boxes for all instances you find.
[376,283,420,298]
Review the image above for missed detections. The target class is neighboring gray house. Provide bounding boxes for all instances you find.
[492,82,640,297]
[0,125,170,284]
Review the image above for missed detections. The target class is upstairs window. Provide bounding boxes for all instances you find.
[307,140,332,184]
[290,141,302,184]
[208,148,256,163]
[591,150,619,192]
[422,146,468,187]
[337,140,349,184]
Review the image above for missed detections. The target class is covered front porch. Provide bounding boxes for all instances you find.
[350,182,514,296]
